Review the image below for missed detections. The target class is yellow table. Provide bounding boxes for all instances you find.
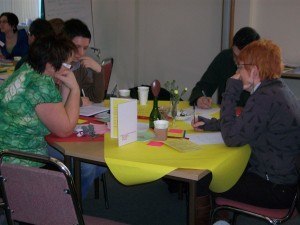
[0,61,14,84]
[51,100,251,225]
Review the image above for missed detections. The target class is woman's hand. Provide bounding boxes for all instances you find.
[191,117,205,132]
[55,70,79,91]
[81,97,93,106]
[197,96,213,109]
[80,56,102,73]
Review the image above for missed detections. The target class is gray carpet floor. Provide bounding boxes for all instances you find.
[82,171,268,225]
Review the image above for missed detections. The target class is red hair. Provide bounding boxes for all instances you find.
[238,39,283,80]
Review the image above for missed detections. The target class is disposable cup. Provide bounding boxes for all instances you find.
[138,86,149,105]
[119,89,130,98]
[154,120,169,141]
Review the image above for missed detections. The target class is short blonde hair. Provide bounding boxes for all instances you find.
[238,39,283,80]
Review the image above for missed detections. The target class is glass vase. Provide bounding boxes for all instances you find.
[170,97,179,126]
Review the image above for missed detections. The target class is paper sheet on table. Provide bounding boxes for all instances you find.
[196,107,220,119]
[186,132,224,145]
[104,133,251,192]
[80,103,109,116]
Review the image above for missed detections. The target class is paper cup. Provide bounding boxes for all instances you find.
[154,120,169,129]
[119,89,130,98]
[138,86,149,105]
[154,120,169,141]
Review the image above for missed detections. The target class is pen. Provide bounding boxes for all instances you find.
[81,89,86,97]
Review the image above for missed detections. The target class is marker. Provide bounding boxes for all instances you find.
[81,89,86,97]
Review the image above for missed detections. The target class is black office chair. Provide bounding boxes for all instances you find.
[129,85,171,100]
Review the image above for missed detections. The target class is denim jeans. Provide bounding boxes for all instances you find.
[47,145,107,199]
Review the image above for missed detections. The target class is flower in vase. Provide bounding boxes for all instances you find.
[164,80,188,103]
[164,80,188,121]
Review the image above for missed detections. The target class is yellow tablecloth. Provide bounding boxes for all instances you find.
[104,100,251,193]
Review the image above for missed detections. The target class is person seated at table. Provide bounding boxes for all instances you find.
[63,18,105,106]
[192,39,300,209]
[0,12,29,60]
[15,18,55,70]
[0,36,79,166]
[189,27,260,109]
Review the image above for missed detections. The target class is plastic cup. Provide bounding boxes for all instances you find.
[138,86,149,105]
[119,89,130,98]
[154,120,169,141]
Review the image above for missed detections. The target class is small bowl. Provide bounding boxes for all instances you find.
[119,89,130,97]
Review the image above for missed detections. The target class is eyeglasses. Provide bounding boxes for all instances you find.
[62,63,72,69]
[237,64,254,70]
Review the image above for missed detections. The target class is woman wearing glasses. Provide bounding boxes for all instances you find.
[0,12,29,59]
[0,36,79,166]
[193,39,300,209]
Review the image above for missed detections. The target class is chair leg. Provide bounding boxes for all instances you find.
[94,177,100,199]
[231,212,238,225]
[102,173,109,209]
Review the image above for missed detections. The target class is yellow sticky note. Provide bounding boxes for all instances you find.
[77,119,88,124]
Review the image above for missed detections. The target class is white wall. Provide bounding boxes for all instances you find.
[235,0,300,98]
[92,0,223,99]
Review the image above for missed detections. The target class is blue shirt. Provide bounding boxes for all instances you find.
[0,29,29,59]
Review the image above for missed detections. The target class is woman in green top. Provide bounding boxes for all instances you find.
[0,36,79,166]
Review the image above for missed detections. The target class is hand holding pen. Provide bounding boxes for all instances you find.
[197,90,213,109]
[81,88,93,106]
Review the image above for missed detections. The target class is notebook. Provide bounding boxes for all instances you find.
[80,103,109,116]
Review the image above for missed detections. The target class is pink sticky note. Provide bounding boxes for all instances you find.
[168,129,183,134]
[147,141,164,147]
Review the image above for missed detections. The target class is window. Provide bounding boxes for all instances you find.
[0,0,42,26]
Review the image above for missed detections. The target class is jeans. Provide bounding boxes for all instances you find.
[47,145,107,199]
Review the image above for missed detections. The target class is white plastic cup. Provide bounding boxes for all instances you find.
[138,86,149,105]
[154,120,169,141]
[119,89,130,98]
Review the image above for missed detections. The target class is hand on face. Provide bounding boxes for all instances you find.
[197,96,213,109]
[54,70,79,91]
[80,56,102,73]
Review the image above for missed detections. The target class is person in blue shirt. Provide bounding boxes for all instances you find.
[0,12,29,60]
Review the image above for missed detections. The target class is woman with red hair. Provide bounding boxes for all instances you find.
[219,39,300,208]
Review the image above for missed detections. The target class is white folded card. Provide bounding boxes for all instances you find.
[80,103,109,116]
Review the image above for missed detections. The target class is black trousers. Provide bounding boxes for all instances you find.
[216,172,297,209]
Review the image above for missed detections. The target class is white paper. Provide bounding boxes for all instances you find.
[80,103,109,116]
[118,100,137,146]
[186,132,224,145]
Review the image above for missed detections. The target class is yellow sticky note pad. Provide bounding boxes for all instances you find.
[77,119,88,124]
[164,138,201,153]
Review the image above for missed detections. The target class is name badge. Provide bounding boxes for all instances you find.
[0,41,4,47]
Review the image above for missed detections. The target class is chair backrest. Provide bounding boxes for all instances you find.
[129,85,171,100]
[0,150,85,225]
[101,58,114,96]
